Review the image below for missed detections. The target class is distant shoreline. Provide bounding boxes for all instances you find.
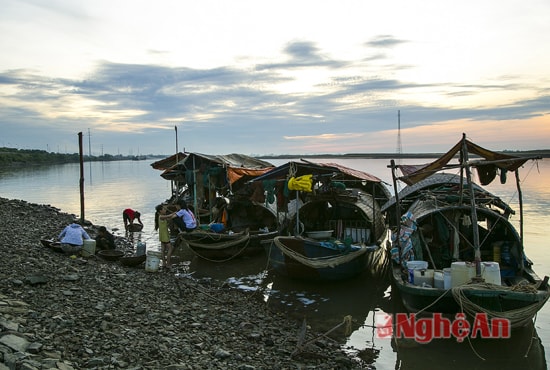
[257,151,550,160]
[1,147,549,168]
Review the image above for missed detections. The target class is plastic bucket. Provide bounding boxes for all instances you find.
[451,261,475,287]
[82,239,96,257]
[481,261,501,285]
[145,251,162,272]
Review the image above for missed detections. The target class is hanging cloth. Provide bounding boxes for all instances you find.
[263,180,277,204]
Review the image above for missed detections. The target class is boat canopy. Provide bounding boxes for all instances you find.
[160,152,274,191]
[397,138,538,186]
[248,159,391,204]
[381,173,514,217]
[150,152,187,171]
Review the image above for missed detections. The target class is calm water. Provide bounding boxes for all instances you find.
[1,157,549,369]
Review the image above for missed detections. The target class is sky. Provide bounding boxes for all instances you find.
[1,0,549,156]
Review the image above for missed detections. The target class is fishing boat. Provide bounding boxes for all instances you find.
[176,198,279,261]
[248,160,390,281]
[155,152,275,224]
[387,134,550,328]
[266,189,388,281]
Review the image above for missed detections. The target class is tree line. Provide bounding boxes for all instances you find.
[0,147,144,167]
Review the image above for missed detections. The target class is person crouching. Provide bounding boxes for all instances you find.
[58,223,91,255]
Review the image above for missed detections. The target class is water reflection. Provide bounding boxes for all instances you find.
[387,287,547,370]
[391,323,546,370]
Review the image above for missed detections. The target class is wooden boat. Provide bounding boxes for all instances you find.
[387,134,550,328]
[155,152,275,224]
[176,198,279,261]
[245,160,390,281]
[264,187,389,281]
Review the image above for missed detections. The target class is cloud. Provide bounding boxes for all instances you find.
[1,36,549,155]
[365,35,408,48]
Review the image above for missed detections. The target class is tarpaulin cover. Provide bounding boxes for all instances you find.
[159,152,274,186]
[398,137,534,186]
[226,167,274,186]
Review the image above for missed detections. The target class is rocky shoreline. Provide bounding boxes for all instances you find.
[0,197,362,369]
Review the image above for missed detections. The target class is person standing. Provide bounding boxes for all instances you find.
[58,223,91,255]
[123,208,143,230]
[155,204,173,268]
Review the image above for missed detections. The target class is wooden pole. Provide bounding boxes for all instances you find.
[174,125,178,197]
[515,169,525,270]
[461,133,481,277]
[390,160,403,266]
[78,132,85,223]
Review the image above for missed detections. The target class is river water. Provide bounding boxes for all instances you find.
[1,157,549,369]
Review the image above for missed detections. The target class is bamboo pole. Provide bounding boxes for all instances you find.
[515,169,525,271]
[461,134,481,278]
[78,132,85,224]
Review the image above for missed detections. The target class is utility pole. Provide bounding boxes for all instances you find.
[88,128,92,158]
[396,110,403,163]
[87,128,92,182]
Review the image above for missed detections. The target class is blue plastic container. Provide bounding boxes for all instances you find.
[210,223,225,233]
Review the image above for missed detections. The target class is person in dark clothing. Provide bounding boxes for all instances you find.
[95,226,116,251]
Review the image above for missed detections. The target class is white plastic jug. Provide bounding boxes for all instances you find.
[451,261,475,287]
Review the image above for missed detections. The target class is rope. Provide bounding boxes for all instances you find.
[186,233,250,250]
[289,162,297,178]
[291,315,354,358]
[273,237,368,269]
[451,282,550,329]
[185,233,252,263]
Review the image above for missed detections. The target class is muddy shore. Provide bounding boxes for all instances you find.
[0,197,363,369]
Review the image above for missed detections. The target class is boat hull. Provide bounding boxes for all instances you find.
[267,236,388,281]
[178,230,255,261]
[390,263,550,328]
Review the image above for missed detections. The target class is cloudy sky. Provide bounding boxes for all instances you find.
[1,0,549,156]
